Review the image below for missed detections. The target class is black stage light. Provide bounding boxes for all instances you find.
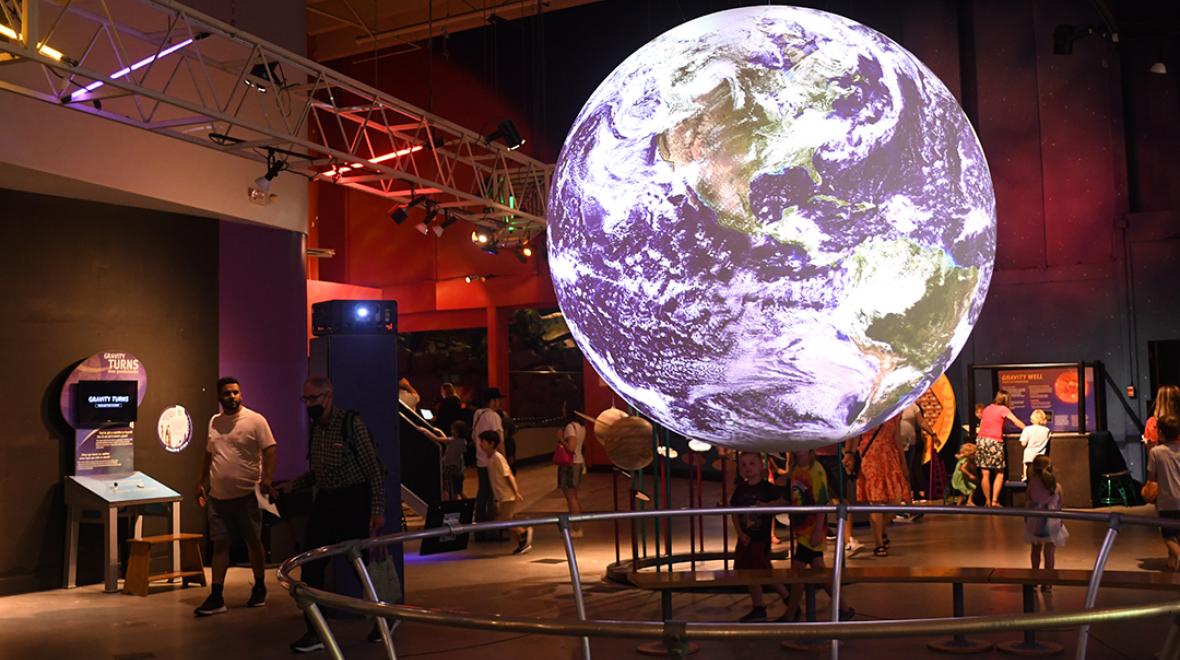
[245,61,284,93]
[481,241,500,255]
[485,120,525,150]
[1053,25,1076,55]
[389,195,426,225]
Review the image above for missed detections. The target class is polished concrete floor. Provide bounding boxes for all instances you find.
[2,463,1176,659]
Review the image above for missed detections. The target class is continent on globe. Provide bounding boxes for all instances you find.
[548,6,996,450]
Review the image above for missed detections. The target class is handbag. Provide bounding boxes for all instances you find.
[553,442,574,467]
[844,427,882,481]
[364,549,402,604]
[1143,480,1159,504]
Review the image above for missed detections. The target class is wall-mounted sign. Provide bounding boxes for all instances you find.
[157,405,193,453]
[59,351,148,476]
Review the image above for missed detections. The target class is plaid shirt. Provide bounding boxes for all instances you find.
[291,407,385,517]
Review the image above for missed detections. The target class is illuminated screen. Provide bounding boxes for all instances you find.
[997,367,1096,433]
[547,6,996,449]
[75,380,138,428]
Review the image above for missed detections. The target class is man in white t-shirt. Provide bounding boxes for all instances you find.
[194,377,276,617]
[472,388,505,533]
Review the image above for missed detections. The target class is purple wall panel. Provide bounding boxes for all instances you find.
[218,220,309,480]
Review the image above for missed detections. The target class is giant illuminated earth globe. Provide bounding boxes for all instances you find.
[547,6,995,450]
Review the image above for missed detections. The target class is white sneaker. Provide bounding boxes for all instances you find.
[845,541,864,557]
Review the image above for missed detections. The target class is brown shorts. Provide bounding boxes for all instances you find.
[734,539,772,569]
[496,499,519,522]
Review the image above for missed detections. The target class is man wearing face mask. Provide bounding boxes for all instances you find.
[194,377,277,617]
[286,375,386,654]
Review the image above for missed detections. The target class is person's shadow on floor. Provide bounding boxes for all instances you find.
[1136,557,1171,572]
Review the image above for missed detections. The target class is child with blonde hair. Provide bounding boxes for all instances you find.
[1020,409,1052,479]
[951,443,980,506]
[1025,455,1068,590]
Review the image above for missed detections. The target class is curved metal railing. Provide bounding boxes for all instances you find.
[277,504,1180,660]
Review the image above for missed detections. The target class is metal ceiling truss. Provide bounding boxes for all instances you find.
[0,0,551,236]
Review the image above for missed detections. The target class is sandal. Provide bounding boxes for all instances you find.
[873,545,888,557]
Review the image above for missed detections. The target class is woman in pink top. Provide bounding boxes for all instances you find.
[977,390,1026,507]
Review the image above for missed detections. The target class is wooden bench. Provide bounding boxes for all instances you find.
[628,566,1180,655]
[123,533,206,597]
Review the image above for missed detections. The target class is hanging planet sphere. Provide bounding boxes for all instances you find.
[547,6,995,450]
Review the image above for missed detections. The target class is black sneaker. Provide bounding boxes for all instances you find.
[739,606,767,622]
[290,631,324,653]
[512,536,533,555]
[247,584,267,607]
[776,608,802,623]
[193,593,227,617]
[839,607,856,622]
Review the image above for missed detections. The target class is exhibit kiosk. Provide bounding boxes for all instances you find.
[60,352,193,593]
[966,361,1131,508]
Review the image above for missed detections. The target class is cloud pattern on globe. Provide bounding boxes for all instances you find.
[547,6,995,450]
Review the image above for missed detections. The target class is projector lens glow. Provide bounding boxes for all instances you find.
[546,6,996,450]
[355,306,370,319]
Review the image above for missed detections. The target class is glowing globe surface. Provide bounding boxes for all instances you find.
[547,6,995,450]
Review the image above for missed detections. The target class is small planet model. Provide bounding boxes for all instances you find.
[602,414,655,470]
[548,6,995,450]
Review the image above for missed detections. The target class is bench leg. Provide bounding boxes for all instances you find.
[996,584,1063,656]
[123,543,151,597]
[636,593,699,657]
[181,539,207,587]
[781,586,827,652]
[928,583,993,654]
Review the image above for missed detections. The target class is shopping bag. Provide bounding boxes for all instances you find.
[365,550,402,604]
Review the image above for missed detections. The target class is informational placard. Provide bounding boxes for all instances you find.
[157,405,193,453]
[998,367,1095,432]
[59,351,147,476]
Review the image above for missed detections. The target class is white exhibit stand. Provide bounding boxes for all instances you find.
[63,472,182,593]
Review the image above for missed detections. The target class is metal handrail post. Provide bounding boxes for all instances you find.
[559,515,593,660]
[347,545,397,659]
[830,501,848,660]
[305,601,345,660]
[1076,514,1121,659]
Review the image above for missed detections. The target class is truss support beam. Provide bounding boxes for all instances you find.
[0,0,551,235]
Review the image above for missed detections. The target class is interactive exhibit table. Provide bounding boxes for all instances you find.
[63,472,183,592]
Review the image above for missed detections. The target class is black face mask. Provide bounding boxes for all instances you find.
[306,404,325,421]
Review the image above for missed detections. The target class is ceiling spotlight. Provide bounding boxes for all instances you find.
[481,242,500,255]
[247,151,285,205]
[433,211,459,237]
[513,242,533,263]
[415,221,430,235]
[485,119,525,150]
[471,229,491,244]
[244,61,284,93]
[388,195,426,225]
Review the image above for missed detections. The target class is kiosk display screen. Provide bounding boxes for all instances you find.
[76,380,138,427]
